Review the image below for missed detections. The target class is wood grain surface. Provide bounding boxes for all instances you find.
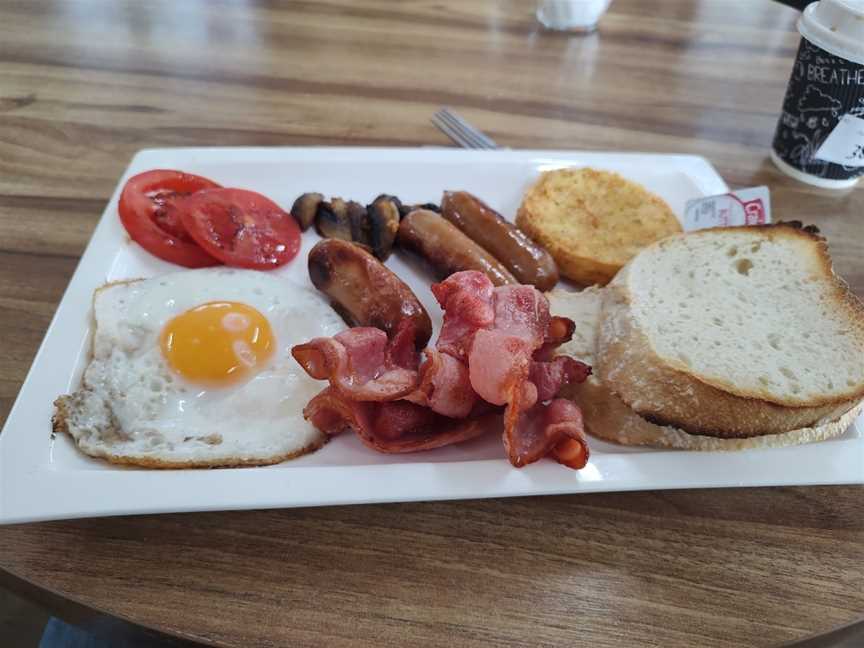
[1,1,863,646]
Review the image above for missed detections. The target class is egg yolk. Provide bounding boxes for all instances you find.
[160,301,274,387]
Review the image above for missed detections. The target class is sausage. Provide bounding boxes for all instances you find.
[308,239,432,349]
[441,191,559,291]
[397,209,517,287]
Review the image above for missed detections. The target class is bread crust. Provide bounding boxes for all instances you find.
[593,224,864,436]
[565,377,861,451]
[647,223,864,407]
[597,278,859,436]
[516,167,681,286]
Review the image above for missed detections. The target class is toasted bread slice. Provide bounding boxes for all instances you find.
[595,224,864,437]
[517,168,681,286]
[571,376,862,450]
[547,286,863,449]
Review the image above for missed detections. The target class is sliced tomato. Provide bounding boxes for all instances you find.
[179,188,301,269]
[118,169,222,268]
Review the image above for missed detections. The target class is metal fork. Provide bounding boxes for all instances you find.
[431,107,500,150]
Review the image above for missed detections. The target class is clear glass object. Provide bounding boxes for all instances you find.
[536,0,613,33]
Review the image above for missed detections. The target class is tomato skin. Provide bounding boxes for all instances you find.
[180,188,301,270]
[118,169,222,268]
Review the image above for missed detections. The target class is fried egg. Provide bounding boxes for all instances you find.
[54,267,344,467]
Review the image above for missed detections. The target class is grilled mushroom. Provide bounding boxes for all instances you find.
[290,192,323,231]
[315,198,352,241]
[398,202,440,219]
[373,194,403,214]
[347,201,372,247]
[367,195,401,261]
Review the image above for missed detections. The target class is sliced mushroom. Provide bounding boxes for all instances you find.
[347,201,372,247]
[367,195,401,261]
[373,194,403,214]
[331,198,349,218]
[315,198,352,241]
[398,202,440,219]
[290,192,323,231]
[415,202,441,213]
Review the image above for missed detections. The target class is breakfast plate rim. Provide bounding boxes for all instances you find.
[1,146,861,525]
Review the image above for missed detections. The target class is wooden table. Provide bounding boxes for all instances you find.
[1,1,862,646]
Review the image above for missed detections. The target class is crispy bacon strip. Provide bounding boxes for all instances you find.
[291,327,419,401]
[463,284,549,403]
[304,387,496,453]
[535,316,577,361]
[529,357,592,402]
[387,318,420,370]
[297,270,592,469]
[408,349,477,418]
[432,271,495,359]
[496,356,590,467]
[453,277,590,467]
[503,398,589,469]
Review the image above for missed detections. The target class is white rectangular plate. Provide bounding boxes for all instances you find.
[1,147,861,524]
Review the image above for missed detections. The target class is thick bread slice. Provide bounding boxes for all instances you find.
[599,279,856,436]
[547,286,863,449]
[517,168,681,286]
[596,224,864,437]
[546,286,605,365]
[571,378,862,450]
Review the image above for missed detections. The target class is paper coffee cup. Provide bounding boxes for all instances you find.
[770,0,864,189]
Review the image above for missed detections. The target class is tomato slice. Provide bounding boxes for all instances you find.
[179,188,301,269]
[119,169,222,268]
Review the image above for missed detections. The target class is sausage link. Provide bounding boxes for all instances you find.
[397,209,517,287]
[441,191,559,291]
[308,239,432,348]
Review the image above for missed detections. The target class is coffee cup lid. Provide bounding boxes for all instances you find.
[799,0,864,65]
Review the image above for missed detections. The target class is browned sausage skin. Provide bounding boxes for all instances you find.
[308,239,432,349]
[441,191,559,291]
[397,210,517,287]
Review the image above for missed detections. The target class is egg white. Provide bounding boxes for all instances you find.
[57,267,345,467]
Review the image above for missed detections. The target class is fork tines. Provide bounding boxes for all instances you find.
[431,108,499,150]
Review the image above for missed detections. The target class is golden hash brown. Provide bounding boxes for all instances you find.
[516,167,681,285]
